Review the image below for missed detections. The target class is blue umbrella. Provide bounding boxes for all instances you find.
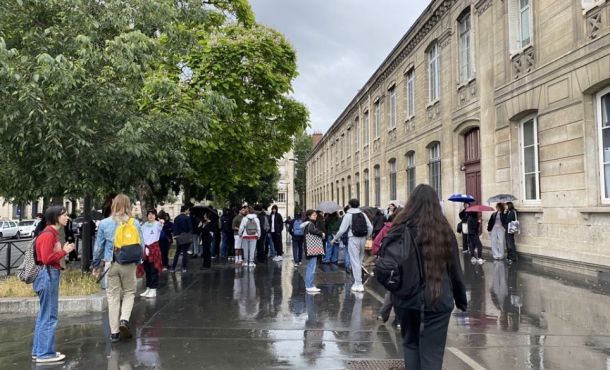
[448,193,475,203]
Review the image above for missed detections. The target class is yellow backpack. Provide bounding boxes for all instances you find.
[113,218,142,264]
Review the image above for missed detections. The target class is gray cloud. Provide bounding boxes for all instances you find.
[249,0,430,133]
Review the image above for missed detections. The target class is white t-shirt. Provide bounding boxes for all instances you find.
[142,221,162,246]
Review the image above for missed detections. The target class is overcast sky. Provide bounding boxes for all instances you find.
[249,0,430,133]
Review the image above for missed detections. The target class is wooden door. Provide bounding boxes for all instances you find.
[464,128,482,204]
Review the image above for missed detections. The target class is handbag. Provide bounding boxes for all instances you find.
[461,222,469,234]
[175,232,193,245]
[456,222,463,234]
[305,233,325,257]
[508,211,520,234]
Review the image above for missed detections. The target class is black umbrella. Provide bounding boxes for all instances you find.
[190,205,213,219]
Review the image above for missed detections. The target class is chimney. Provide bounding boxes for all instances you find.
[311,131,323,147]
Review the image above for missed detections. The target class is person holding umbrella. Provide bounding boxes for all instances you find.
[487,203,507,260]
[448,194,475,254]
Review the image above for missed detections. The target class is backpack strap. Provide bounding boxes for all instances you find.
[404,226,426,335]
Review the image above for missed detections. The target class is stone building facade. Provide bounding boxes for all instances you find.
[306,0,610,273]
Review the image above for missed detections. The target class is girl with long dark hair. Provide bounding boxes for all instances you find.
[390,184,467,370]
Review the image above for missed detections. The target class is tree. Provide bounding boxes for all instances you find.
[293,133,312,212]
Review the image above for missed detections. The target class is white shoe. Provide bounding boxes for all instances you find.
[140,288,150,297]
[146,289,157,298]
[36,353,66,363]
[477,258,485,265]
[470,257,477,264]
[306,287,321,293]
[351,284,364,292]
[277,256,283,261]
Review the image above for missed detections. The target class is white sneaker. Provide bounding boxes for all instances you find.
[477,258,485,265]
[470,257,477,264]
[36,353,66,363]
[146,289,157,298]
[351,284,364,292]
[140,288,150,297]
[277,256,283,261]
[306,287,321,293]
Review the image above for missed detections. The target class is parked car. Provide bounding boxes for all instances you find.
[18,219,39,238]
[0,220,20,239]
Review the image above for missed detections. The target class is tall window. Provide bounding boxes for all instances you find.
[363,111,370,144]
[428,143,441,197]
[336,181,340,203]
[354,118,359,148]
[355,172,360,201]
[389,87,397,129]
[598,88,610,202]
[389,159,397,200]
[406,151,416,197]
[347,176,352,199]
[277,192,286,203]
[364,169,370,206]
[458,11,473,83]
[521,116,540,201]
[509,0,532,52]
[341,179,345,206]
[428,43,440,102]
[405,69,415,118]
[374,101,381,138]
[330,182,334,202]
[374,165,381,207]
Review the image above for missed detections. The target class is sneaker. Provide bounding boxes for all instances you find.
[182,268,187,273]
[146,289,157,298]
[462,250,469,254]
[110,333,120,343]
[162,267,168,272]
[36,353,66,363]
[140,288,150,297]
[250,262,256,267]
[170,269,176,273]
[276,256,284,261]
[306,287,321,293]
[32,352,61,360]
[351,284,365,292]
[119,320,132,339]
[470,257,477,264]
[477,258,484,265]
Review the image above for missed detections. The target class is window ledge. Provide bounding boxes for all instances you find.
[457,77,476,90]
[387,127,397,133]
[518,207,543,213]
[583,0,607,14]
[404,115,415,123]
[578,207,610,220]
[510,44,534,60]
[426,100,440,109]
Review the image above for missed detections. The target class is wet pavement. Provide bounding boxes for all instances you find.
[1,251,610,369]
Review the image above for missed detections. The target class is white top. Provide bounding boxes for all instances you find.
[271,213,276,232]
[142,221,162,246]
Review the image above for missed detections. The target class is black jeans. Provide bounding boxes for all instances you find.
[159,238,170,268]
[271,232,283,256]
[461,232,469,252]
[201,240,211,268]
[143,260,159,289]
[468,234,483,258]
[506,232,517,261]
[396,308,451,370]
[257,230,268,263]
[172,243,190,270]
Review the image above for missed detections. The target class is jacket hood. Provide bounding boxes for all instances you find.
[245,214,258,220]
[347,208,361,214]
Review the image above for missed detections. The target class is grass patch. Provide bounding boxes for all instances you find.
[0,269,100,298]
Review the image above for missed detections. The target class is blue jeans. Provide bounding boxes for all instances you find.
[292,238,303,263]
[305,256,317,288]
[32,268,60,359]
[342,242,351,270]
[220,231,231,258]
[323,234,338,263]
[267,234,276,257]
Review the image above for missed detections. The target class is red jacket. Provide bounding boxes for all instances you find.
[36,226,65,270]
[372,222,392,256]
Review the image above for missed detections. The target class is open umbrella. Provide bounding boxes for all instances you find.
[465,204,495,212]
[487,194,517,203]
[448,193,475,203]
[388,200,404,207]
[316,201,341,214]
[190,205,213,219]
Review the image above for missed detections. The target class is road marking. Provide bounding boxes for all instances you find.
[447,347,487,370]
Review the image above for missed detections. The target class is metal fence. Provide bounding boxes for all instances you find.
[0,238,29,276]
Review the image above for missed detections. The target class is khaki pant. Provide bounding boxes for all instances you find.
[105,261,136,334]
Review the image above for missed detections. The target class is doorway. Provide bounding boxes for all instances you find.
[464,128,481,204]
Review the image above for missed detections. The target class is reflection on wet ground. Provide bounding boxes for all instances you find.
[1,251,610,369]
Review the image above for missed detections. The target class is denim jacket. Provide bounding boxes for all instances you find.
[92,216,144,268]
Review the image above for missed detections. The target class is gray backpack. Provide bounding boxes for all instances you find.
[17,231,49,284]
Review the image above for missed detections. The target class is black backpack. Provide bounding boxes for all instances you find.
[351,212,368,237]
[375,224,425,299]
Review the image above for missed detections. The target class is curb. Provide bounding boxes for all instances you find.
[0,292,107,315]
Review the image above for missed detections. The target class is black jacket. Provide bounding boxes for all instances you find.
[487,211,507,232]
[391,223,467,313]
[466,213,480,235]
[268,212,284,233]
[304,221,324,238]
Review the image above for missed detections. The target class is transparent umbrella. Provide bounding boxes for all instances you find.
[316,201,341,214]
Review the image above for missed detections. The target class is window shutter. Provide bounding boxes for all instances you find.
[507,0,520,54]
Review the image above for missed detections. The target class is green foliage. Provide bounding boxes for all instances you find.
[293,133,312,211]
[0,0,308,207]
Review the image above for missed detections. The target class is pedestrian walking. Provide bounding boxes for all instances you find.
[172,205,193,273]
[92,194,144,343]
[254,205,270,263]
[487,203,507,260]
[332,198,373,292]
[458,203,470,253]
[467,211,484,264]
[232,206,247,265]
[302,210,325,293]
[389,184,467,370]
[140,209,163,298]
[269,205,284,261]
[322,212,340,264]
[190,213,202,258]
[504,202,518,263]
[158,211,173,270]
[220,208,234,262]
[372,210,401,328]
[289,213,305,266]
[31,206,75,364]
[199,214,214,269]
[239,207,260,267]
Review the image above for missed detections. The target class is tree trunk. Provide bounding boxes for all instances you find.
[81,194,93,272]
[136,182,155,216]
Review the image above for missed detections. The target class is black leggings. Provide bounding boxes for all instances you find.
[468,234,483,258]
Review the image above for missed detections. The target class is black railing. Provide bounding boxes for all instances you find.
[0,239,29,276]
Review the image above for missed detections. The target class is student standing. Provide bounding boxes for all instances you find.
[239,207,261,267]
[232,206,247,265]
[487,203,507,260]
[467,212,484,264]
[32,206,75,363]
[141,209,163,298]
[289,213,305,266]
[302,210,325,293]
[172,205,193,273]
[269,205,284,261]
[504,202,518,263]
[200,214,214,269]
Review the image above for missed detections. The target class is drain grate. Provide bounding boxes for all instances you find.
[344,359,405,370]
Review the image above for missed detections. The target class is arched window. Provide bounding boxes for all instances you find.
[405,151,416,197]
[347,176,352,200]
[363,169,370,206]
[355,172,360,201]
[427,42,440,102]
[388,159,397,200]
[374,165,381,207]
[521,115,540,201]
[428,142,441,197]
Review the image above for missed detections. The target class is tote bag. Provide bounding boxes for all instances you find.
[305,233,325,257]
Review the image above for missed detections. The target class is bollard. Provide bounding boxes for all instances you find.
[6,242,11,275]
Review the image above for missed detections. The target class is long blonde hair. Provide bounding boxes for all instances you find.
[111,194,132,221]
